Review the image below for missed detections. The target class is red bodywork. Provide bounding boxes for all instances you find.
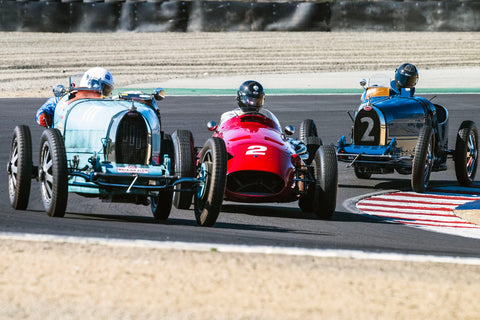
[212,114,301,203]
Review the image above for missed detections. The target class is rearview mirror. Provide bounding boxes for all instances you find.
[153,88,165,101]
[207,121,218,132]
[284,125,295,136]
[360,79,367,88]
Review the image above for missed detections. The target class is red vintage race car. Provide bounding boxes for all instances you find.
[206,114,338,219]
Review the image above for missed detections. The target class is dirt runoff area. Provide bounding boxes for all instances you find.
[1,31,480,97]
[1,237,480,320]
[2,31,480,319]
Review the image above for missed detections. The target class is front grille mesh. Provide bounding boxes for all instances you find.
[227,170,284,195]
[116,114,148,164]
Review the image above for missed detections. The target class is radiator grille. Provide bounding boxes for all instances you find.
[227,170,284,195]
[116,114,148,164]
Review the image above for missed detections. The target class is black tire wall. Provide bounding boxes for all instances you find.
[3,1,478,32]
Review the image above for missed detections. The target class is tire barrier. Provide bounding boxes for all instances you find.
[0,0,479,32]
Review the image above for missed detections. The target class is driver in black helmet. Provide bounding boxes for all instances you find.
[220,80,280,126]
[220,80,308,159]
[392,63,418,97]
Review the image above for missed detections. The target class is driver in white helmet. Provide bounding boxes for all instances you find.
[78,67,114,98]
[35,67,114,127]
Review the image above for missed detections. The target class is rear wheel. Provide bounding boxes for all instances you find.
[151,190,173,220]
[150,133,174,220]
[455,120,478,186]
[39,129,68,217]
[299,145,338,219]
[412,125,434,193]
[172,130,195,209]
[8,125,33,210]
[354,166,372,179]
[194,137,227,227]
[300,119,322,164]
[299,119,318,141]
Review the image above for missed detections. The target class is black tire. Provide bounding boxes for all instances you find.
[354,166,372,179]
[151,190,173,220]
[149,133,174,220]
[172,130,195,209]
[300,119,322,164]
[8,125,33,210]
[299,145,338,219]
[39,129,68,217]
[454,121,478,186]
[194,137,227,227]
[299,119,318,141]
[411,125,434,193]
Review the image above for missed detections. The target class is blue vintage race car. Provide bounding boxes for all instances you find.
[7,82,227,226]
[337,75,478,193]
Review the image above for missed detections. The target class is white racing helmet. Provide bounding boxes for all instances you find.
[79,67,114,96]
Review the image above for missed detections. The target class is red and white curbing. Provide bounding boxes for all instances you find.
[356,189,480,239]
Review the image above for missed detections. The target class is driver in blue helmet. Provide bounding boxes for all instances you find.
[220,80,308,160]
[392,63,418,97]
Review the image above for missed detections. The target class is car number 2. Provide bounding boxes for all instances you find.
[360,117,375,142]
[246,145,267,155]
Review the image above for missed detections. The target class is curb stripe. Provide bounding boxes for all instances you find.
[356,207,467,218]
[356,191,480,235]
[393,192,480,201]
[365,197,467,206]
[357,203,454,211]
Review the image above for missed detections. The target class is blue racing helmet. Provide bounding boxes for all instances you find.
[395,63,418,89]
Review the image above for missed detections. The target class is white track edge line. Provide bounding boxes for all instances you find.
[2,232,480,266]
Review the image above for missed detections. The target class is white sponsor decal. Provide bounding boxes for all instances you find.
[117,166,149,174]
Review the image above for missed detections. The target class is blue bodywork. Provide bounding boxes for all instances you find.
[337,92,449,174]
[53,91,196,199]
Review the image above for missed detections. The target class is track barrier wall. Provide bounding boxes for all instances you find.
[0,0,479,32]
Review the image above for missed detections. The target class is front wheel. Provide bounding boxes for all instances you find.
[8,125,33,210]
[454,120,478,186]
[411,125,434,193]
[39,129,68,217]
[299,145,338,219]
[194,137,227,227]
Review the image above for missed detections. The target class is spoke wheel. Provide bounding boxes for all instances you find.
[194,137,227,227]
[8,125,32,210]
[39,129,68,217]
[455,120,478,186]
[412,125,434,193]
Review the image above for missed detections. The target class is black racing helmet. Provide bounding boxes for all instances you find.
[237,80,265,113]
[395,63,419,89]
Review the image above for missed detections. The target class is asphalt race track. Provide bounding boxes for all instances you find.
[2,94,480,257]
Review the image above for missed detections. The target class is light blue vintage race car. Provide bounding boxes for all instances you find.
[8,85,227,226]
[337,75,478,193]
